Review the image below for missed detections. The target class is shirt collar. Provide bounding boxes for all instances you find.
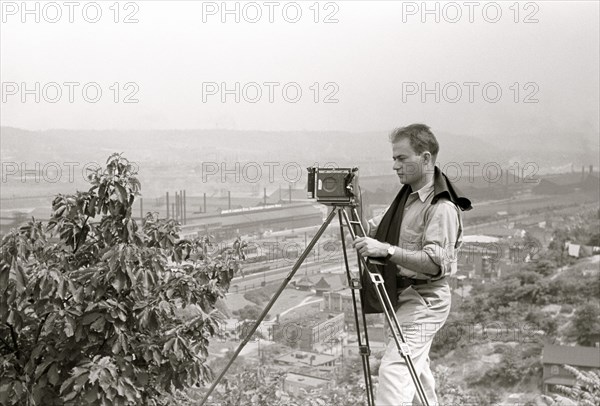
[409,179,435,203]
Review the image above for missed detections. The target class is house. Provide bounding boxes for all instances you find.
[295,274,314,291]
[322,290,362,330]
[298,312,345,351]
[542,344,600,394]
[566,243,581,258]
[580,245,600,256]
[283,372,331,395]
[314,277,331,297]
[276,311,345,351]
[274,350,339,369]
[565,242,600,258]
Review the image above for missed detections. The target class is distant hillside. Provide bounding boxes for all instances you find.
[0,126,494,164]
[1,126,597,177]
[481,130,599,170]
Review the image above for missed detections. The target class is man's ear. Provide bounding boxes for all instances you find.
[421,151,432,165]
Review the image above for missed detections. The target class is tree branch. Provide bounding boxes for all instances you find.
[34,313,50,346]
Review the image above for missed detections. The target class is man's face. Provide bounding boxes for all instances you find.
[392,138,427,187]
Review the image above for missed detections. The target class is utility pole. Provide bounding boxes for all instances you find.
[183,190,187,225]
[166,192,170,219]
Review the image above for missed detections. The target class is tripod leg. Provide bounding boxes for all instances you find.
[199,208,339,406]
[337,209,375,406]
[341,208,431,406]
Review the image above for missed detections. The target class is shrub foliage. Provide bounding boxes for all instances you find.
[0,154,238,405]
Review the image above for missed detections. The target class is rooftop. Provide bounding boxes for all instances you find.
[542,344,600,368]
[314,277,331,290]
[281,310,344,325]
[296,274,314,287]
[276,350,339,367]
[284,372,331,387]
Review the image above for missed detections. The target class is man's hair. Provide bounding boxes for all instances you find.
[389,123,439,162]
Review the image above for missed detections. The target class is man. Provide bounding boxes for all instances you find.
[352,124,471,405]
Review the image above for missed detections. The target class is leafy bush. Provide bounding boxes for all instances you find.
[545,365,600,406]
[476,344,542,388]
[569,303,600,346]
[0,154,240,405]
[525,309,558,336]
[430,313,470,358]
[232,304,263,321]
[243,284,280,306]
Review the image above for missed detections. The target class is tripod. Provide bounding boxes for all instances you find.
[199,204,430,406]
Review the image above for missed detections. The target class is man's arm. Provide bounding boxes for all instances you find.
[352,237,441,276]
[352,200,461,278]
[421,200,462,278]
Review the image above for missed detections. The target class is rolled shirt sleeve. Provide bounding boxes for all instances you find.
[421,200,462,278]
[367,207,389,238]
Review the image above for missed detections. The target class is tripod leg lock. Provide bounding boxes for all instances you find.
[398,343,411,357]
[359,345,371,356]
[350,278,362,289]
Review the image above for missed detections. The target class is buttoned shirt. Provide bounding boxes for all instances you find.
[368,180,463,280]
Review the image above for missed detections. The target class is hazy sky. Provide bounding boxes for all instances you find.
[1,0,599,137]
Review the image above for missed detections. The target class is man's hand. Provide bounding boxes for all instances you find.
[352,237,389,258]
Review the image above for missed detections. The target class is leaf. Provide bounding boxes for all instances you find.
[88,368,101,385]
[87,196,97,217]
[0,383,11,404]
[163,337,176,352]
[136,372,148,386]
[112,338,121,355]
[108,252,119,271]
[152,350,162,365]
[114,182,127,204]
[63,390,78,402]
[143,270,151,290]
[98,183,107,200]
[0,266,9,294]
[12,259,27,292]
[48,364,59,386]
[147,311,159,331]
[64,317,75,337]
[75,225,89,251]
[82,313,102,326]
[90,316,106,332]
[83,386,98,403]
[126,219,134,241]
[173,338,180,355]
[35,360,54,379]
[111,271,127,293]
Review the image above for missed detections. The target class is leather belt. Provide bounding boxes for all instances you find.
[396,275,439,289]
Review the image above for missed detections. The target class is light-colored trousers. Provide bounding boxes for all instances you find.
[376,280,451,406]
